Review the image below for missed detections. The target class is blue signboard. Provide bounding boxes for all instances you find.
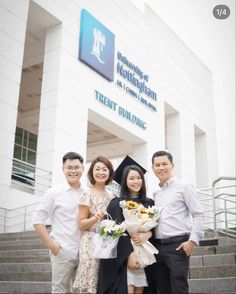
[79,9,115,81]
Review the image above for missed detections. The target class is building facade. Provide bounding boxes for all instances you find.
[0,0,218,225]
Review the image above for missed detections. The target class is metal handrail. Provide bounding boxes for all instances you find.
[0,202,40,233]
[197,176,236,238]
[215,193,235,199]
[0,158,52,233]
[212,176,236,185]
[11,158,52,195]
[0,201,40,211]
[212,177,236,233]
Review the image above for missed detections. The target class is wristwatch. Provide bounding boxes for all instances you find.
[189,240,197,246]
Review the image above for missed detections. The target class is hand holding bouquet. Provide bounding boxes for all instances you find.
[119,200,162,268]
[92,218,126,259]
[99,219,126,238]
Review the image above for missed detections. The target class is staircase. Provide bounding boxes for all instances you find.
[0,231,235,293]
[189,234,236,293]
[0,230,51,293]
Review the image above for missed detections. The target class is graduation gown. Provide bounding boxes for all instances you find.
[98,196,154,294]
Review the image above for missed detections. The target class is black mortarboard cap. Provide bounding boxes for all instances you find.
[113,155,147,185]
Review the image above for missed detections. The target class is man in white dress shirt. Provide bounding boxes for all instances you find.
[32,151,85,293]
[145,150,204,294]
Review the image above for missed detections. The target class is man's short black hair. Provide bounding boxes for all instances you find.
[62,152,84,164]
[152,150,173,164]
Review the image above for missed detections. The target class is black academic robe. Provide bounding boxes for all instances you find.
[97,196,155,294]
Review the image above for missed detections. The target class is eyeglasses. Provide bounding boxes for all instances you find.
[64,165,82,171]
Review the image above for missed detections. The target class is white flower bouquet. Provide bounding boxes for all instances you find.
[119,200,162,268]
[92,219,126,259]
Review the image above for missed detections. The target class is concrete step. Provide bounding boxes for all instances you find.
[0,262,50,272]
[0,234,40,241]
[0,230,37,240]
[0,255,50,263]
[0,281,51,293]
[0,239,43,246]
[190,253,236,266]
[200,236,236,246]
[0,234,39,242]
[189,277,236,293]
[1,279,233,294]
[0,243,46,250]
[1,241,234,254]
[218,237,236,246]
[204,228,236,239]
[0,230,234,293]
[0,248,48,257]
[189,264,236,279]
[193,244,236,256]
[0,272,51,281]
[203,229,216,238]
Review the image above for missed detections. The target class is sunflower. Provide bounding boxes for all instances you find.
[126,200,138,209]
[140,207,148,213]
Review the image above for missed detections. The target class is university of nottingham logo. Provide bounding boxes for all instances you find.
[91,28,105,64]
[79,9,115,81]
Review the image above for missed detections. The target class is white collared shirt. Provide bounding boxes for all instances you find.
[32,182,86,258]
[154,176,204,244]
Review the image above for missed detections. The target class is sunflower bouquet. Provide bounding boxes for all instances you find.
[119,199,162,268]
[119,200,162,234]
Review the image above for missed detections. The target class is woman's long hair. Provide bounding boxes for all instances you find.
[119,165,147,203]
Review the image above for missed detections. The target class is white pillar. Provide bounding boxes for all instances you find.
[179,115,196,185]
[0,2,28,192]
[194,127,208,188]
[145,101,166,197]
[36,25,88,188]
[165,112,181,178]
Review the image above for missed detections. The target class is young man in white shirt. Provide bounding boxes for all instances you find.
[32,151,85,293]
[145,150,204,294]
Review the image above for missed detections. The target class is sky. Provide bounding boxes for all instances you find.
[130,0,235,178]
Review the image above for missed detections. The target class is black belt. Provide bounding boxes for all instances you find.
[155,234,189,245]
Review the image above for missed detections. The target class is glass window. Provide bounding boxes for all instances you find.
[14,145,22,160]
[22,148,27,162]
[12,159,21,174]
[15,127,23,145]
[23,131,28,147]
[12,127,38,185]
[28,133,37,151]
[27,150,36,165]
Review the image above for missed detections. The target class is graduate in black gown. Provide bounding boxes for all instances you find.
[98,156,154,294]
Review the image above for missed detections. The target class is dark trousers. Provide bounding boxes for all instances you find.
[144,235,190,294]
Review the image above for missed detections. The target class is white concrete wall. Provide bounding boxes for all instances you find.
[144,6,218,186]
[36,24,89,187]
[0,0,217,214]
[0,0,30,209]
[194,126,208,188]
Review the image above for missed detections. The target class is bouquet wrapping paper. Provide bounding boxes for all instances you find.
[92,219,126,259]
[120,201,162,268]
